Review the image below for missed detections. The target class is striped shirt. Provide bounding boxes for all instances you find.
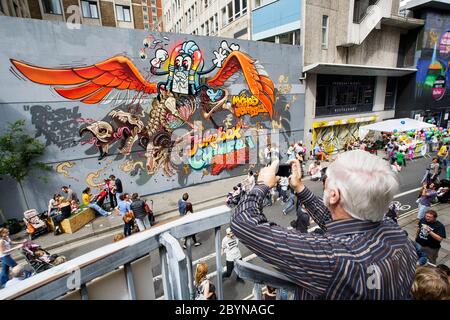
[231,184,418,299]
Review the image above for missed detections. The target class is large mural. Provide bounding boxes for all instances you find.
[0,17,303,217]
[415,12,450,103]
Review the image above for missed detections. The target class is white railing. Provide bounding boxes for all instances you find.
[0,206,232,300]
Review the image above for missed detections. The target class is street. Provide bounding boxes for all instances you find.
[46,154,442,300]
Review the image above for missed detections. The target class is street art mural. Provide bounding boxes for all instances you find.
[0,17,303,216]
[312,116,377,154]
[416,12,450,103]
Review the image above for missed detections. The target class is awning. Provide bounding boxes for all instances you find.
[402,0,450,11]
[303,63,417,77]
[358,118,436,139]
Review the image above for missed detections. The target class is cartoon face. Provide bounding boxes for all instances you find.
[172,54,192,94]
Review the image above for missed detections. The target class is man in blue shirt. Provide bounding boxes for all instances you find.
[178,193,200,248]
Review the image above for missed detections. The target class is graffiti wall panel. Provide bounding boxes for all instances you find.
[0,17,304,217]
[415,11,450,104]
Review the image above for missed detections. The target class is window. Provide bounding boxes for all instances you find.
[116,5,131,22]
[205,20,209,36]
[144,23,149,29]
[204,0,208,8]
[151,0,156,4]
[321,15,329,49]
[41,0,62,14]
[143,6,147,12]
[278,31,294,45]
[242,0,247,14]
[221,7,227,26]
[227,2,233,23]
[261,36,276,43]
[384,77,397,110]
[152,15,157,22]
[214,13,218,32]
[152,7,156,13]
[234,0,240,18]
[144,14,148,20]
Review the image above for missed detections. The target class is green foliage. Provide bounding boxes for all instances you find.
[0,120,51,183]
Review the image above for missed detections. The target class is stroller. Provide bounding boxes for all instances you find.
[21,241,65,274]
[23,209,49,240]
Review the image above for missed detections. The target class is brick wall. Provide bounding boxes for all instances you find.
[99,0,116,27]
[132,3,143,29]
[27,0,42,19]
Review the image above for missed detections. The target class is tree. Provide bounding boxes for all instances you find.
[0,120,51,209]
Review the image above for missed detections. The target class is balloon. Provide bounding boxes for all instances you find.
[400,120,406,125]
[394,129,398,133]
[427,120,432,123]
[394,133,399,137]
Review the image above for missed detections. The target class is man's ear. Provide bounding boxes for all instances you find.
[329,189,340,206]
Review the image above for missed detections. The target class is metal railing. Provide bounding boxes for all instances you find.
[0,205,232,300]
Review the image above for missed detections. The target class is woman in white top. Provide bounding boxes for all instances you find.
[0,228,25,288]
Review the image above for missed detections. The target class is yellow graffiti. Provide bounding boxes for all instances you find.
[120,159,144,173]
[232,93,267,117]
[278,75,292,94]
[85,159,113,189]
[55,161,79,182]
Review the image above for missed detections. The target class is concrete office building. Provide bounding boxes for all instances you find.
[302,0,425,154]
[1,0,163,30]
[163,0,251,39]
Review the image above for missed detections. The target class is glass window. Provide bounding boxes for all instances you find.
[384,77,397,110]
[221,7,227,26]
[234,0,240,18]
[41,0,62,15]
[242,0,247,13]
[261,36,276,43]
[152,7,156,13]
[279,31,294,45]
[321,15,329,49]
[143,6,147,12]
[214,13,218,32]
[116,5,131,22]
[227,2,233,23]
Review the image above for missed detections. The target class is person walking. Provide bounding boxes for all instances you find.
[178,193,201,248]
[417,183,438,221]
[130,193,151,231]
[117,193,133,237]
[194,263,216,300]
[0,228,26,288]
[415,210,446,264]
[221,228,243,281]
[231,150,417,299]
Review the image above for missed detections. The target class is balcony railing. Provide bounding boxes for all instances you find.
[0,206,232,300]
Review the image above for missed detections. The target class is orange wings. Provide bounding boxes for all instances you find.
[11,56,157,104]
[207,51,275,118]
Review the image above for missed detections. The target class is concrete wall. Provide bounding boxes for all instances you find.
[0,16,304,219]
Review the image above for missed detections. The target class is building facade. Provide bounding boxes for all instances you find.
[1,0,163,29]
[302,0,425,154]
[0,0,31,17]
[395,0,450,129]
[163,0,251,39]
[251,0,301,45]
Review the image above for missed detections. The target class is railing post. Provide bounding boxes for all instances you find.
[159,232,190,300]
[159,246,173,300]
[253,283,263,300]
[124,262,136,300]
[214,226,224,300]
[185,237,194,300]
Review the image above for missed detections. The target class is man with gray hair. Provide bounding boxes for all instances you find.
[231,150,417,299]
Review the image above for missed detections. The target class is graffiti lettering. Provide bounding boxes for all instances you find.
[232,91,267,117]
[189,136,255,171]
[28,105,81,150]
[191,125,242,156]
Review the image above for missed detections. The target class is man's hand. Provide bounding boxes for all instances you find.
[287,159,305,194]
[257,160,279,188]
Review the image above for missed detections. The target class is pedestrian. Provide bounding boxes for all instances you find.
[117,193,133,237]
[52,197,72,235]
[0,228,26,288]
[415,210,446,265]
[194,263,216,300]
[264,143,272,165]
[410,266,450,300]
[308,160,322,181]
[104,178,117,208]
[231,150,417,299]
[130,193,151,231]
[263,286,277,300]
[282,188,296,215]
[416,183,438,221]
[429,157,441,183]
[61,186,78,203]
[4,265,27,288]
[178,193,201,248]
[221,227,243,281]
[287,143,296,161]
[109,175,123,202]
[81,187,111,217]
[47,194,60,217]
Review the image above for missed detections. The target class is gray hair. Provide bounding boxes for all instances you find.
[326,150,399,221]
